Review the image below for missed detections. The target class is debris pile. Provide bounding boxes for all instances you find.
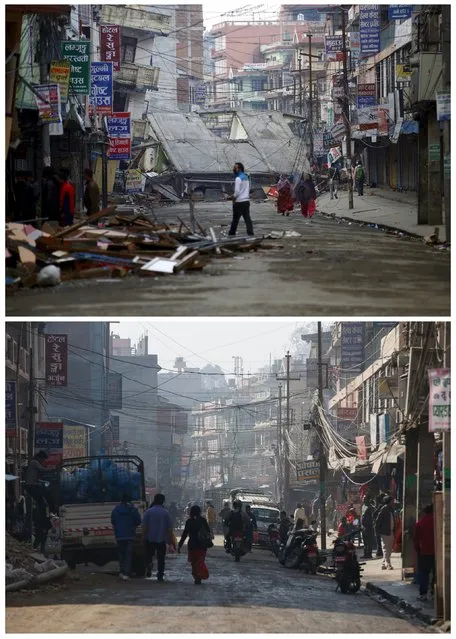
[6,205,264,292]
[6,532,67,591]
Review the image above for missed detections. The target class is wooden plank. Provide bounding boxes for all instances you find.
[52,205,117,239]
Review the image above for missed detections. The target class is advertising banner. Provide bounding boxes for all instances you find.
[378,413,391,444]
[35,422,64,468]
[89,61,113,115]
[358,106,378,131]
[63,425,88,459]
[100,25,121,71]
[61,40,91,95]
[107,112,131,160]
[341,322,365,372]
[125,169,144,193]
[370,413,378,448]
[356,435,367,461]
[296,460,320,482]
[45,334,68,386]
[388,5,413,20]
[428,369,451,432]
[377,106,390,136]
[396,64,412,82]
[49,60,71,104]
[337,407,358,421]
[357,83,376,108]
[325,35,344,61]
[360,5,381,55]
[6,381,17,438]
[34,84,61,124]
[349,31,360,62]
[108,138,131,160]
[436,91,451,122]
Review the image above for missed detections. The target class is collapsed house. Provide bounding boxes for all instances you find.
[129,109,311,201]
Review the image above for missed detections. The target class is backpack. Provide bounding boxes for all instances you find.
[355,165,365,180]
[197,521,213,548]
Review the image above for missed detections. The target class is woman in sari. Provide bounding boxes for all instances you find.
[276,174,294,215]
[178,505,212,585]
[292,173,317,218]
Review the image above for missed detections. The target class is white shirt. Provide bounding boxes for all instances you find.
[234,175,250,202]
[294,508,308,527]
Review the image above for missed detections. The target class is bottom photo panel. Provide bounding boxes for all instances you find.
[6,320,450,634]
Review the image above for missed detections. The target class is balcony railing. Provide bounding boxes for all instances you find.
[101,5,171,35]
[115,63,160,91]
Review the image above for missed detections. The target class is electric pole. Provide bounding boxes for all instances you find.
[277,384,283,504]
[340,7,354,210]
[307,33,314,161]
[441,5,450,242]
[318,322,327,550]
[38,16,52,168]
[298,55,303,116]
[277,352,300,513]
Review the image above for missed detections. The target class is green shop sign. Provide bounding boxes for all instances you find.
[61,41,91,95]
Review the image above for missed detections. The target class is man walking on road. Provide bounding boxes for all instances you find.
[414,504,435,601]
[374,495,395,570]
[228,162,254,237]
[143,494,174,582]
[83,168,100,215]
[328,163,340,199]
[111,492,142,581]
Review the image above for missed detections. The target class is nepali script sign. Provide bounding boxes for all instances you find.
[50,60,71,104]
[296,460,320,483]
[45,334,68,386]
[100,25,121,71]
[107,112,131,160]
[33,84,61,124]
[428,369,451,432]
[6,381,17,438]
[61,40,91,95]
[35,422,64,468]
[90,62,113,115]
[360,5,381,55]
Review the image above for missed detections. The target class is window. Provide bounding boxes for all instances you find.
[214,35,226,52]
[121,36,137,63]
[251,78,266,92]
[215,59,227,76]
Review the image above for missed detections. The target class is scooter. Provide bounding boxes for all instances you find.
[278,527,325,572]
[331,531,364,593]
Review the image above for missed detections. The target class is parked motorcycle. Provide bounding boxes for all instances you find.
[267,523,281,557]
[331,532,364,593]
[278,527,326,573]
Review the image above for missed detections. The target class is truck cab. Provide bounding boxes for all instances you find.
[57,455,147,575]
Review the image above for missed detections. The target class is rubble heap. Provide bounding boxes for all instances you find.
[6,532,67,590]
[6,205,264,292]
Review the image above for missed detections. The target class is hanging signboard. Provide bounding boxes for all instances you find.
[332,76,345,99]
[349,31,360,63]
[370,413,378,448]
[388,5,413,20]
[296,460,320,482]
[35,422,64,468]
[377,106,390,136]
[341,322,365,372]
[108,137,132,160]
[125,169,144,193]
[45,334,68,386]
[356,436,367,461]
[378,413,391,444]
[357,83,376,108]
[49,60,71,105]
[390,117,403,144]
[436,91,451,122]
[396,64,412,82]
[328,146,342,165]
[61,40,91,95]
[337,407,358,421]
[358,106,378,131]
[34,84,62,124]
[6,381,17,438]
[63,425,88,459]
[330,120,345,141]
[360,5,381,55]
[107,112,132,160]
[100,25,121,71]
[428,369,451,432]
[325,35,344,61]
[89,61,113,115]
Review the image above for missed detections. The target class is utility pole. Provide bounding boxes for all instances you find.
[38,16,52,167]
[101,117,109,209]
[307,33,314,161]
[318,322,327,550]
[277,384,283,504]
[277,352,300,513]
[442,321,451,621]
[441,5,450,242]
[298,55,303,116]
[27,325,36,538]
[340,7,354,210]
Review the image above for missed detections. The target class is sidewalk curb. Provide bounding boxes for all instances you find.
[365,581,436,626]
[318,209,450,248]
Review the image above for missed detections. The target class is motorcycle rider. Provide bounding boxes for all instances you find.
[225,500,249,553]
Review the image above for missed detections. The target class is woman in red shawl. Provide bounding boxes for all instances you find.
[178,504,212,585]
[293,173,317,218]
[276,174,294,215]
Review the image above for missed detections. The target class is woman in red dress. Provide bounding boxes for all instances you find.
[178,505,212,585]
[276,174,294,215]
[293,173,317,218]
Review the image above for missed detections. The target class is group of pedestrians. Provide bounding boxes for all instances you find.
[11,166,100,226]
[111,493,214,585]
[276,173,317,218]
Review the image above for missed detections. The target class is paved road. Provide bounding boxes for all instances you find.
[6,542,425,633]
[6,201,450,316]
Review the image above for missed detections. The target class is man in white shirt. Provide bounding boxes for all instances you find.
[228,162,254,237]
[293,503,308,529]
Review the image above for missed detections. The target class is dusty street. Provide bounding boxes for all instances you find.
[6,200,450,317]
[6,541,426,633]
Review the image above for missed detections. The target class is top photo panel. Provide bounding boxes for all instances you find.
[6,4,450,317]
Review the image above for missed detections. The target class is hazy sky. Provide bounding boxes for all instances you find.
[114,320,314,374]
[202,2,280,29]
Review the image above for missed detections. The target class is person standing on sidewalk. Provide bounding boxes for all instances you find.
[142,493,174,582]
[374,495,395,570]
[328,163,340,199]
[373,492,386,557]
[83,168,100,215]
[228,162,254,236]
[354,161,365,196]
[414,504,435,601]
[111,493,142,581]
[361,495,374,559]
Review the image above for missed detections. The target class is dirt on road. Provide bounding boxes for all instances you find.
[6,201,450,317]
[6,542,426,633]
